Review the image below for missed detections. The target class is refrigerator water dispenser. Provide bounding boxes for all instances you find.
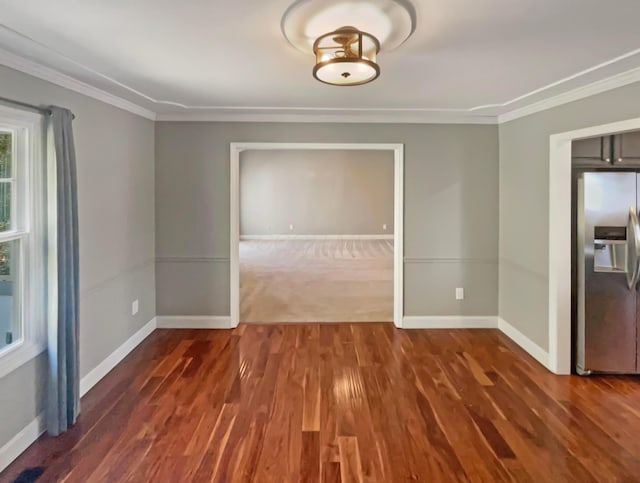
[593,226,627,272]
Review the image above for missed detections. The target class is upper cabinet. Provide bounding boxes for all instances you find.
[572,136,612,165]
[573,131,640,167]
[613,131,640,163]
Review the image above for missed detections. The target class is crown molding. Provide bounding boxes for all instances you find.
[499,65,640,123]
[155,109,498,124]
[0,47,156,121]
[2,37,640,125]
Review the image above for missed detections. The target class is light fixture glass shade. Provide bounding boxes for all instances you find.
[312,26,380,86]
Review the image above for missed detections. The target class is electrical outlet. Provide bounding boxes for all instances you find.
[289,223,294,231]
[455,288,464,300]
[132,299,139,316]
[383,224,387,231]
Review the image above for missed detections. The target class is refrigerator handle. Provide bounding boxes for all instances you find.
[626,206,640,290]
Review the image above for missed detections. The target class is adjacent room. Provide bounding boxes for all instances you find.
[1,0,640,481]
[239,149,395,323]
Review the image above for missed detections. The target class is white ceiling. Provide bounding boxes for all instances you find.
[1,0,640,121]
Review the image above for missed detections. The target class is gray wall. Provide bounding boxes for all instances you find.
[240,149,394,236]
[499,81,640,350]
[0,65,155,448]
[156,122,499,317]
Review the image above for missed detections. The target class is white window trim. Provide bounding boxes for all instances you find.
[0,105,46,379]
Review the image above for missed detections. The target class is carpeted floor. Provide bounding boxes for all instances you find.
[240,239,393,322]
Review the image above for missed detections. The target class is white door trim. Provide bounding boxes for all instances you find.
[548,116,640,374]
[229,142,404,328]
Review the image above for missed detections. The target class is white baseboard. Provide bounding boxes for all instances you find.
[0,317,158,474]
[402,316,498,329]
[0,412,45,474]
[79,317,157,397]
[156,316,232,329]
[402,315,550,370]
[240,234,394,240]
[498,317,549,369]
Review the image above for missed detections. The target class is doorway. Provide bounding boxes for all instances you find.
[549,117,640,374]
[230,143,404,328]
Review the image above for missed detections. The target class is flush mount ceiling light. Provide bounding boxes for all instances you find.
[313,26,380,86]
[282,0,416,86]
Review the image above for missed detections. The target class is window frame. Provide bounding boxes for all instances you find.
[0,105,46,379]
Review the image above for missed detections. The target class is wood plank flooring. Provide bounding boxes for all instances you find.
[2,324,640,482]
[240,240,393,322]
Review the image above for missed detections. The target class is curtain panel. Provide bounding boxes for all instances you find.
[46,106,80,436]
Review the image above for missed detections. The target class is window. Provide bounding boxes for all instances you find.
[0,105,46,378]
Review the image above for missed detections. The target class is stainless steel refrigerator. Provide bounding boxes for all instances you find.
[576,171,640,375]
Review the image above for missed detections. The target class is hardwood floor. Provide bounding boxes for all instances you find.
[2,324,640,482]
[240,239,393,323]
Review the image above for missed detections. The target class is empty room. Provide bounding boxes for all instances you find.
[239,148,395,323]
[1,0,640,482]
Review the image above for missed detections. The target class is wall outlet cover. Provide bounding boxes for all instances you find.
[132,299,139,316]
[455,288,464,300]
[383,224,387,230]
[289,224,294,230]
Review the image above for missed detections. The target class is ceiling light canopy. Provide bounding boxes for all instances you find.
[282,0,415,86]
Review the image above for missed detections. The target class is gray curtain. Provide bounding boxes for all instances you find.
[46,106,80,436]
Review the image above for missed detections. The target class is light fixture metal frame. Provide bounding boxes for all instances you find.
[312,26,381,86]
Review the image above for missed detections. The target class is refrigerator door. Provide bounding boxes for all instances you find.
[637,175,640,374]
[577,172,638,374]
[626,206,640,289]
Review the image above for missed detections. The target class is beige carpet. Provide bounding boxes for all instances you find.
[240,239,393,323]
